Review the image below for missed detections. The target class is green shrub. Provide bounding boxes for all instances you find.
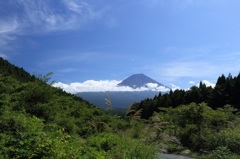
[0,112,85,159]
[85,133,157,159]
[206,146,239,159]
[157,103,239,152]
[206,127,240,153]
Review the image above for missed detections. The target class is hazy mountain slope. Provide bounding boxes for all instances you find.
[76,91,160,109]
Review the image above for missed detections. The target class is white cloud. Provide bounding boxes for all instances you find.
[53,80,170,94]
[0,35,16,49]
[170,84,181,91]
[0,19,19,34]
[0,19,21,56]
[63,0,97,18]
[0,0,105,57]
[145,83,158,88]
[201,80,216,88]
[185,80,215,91]
[189,81,195,84]
[64,0,84,13]
[8,0,103,34]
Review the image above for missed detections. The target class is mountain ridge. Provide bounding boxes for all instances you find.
[118,73,165,88]
[76,74,168,109]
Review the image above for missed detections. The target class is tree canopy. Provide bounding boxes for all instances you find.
[135,73,240,119]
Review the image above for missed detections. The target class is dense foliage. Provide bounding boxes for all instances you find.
[126,73,240,158]
[0,57,157,159]
[0,58,35,82]
[125,102,240,158]
[1,57,240,158]
[136,74,240,119]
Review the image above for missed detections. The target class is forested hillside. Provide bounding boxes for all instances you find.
[0,57,157,158]
[125,73,240,158]
[1,57,240,159]
[135,74,240,119]
[0,57,35,82]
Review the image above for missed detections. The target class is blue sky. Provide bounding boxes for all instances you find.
[1,0,240,92]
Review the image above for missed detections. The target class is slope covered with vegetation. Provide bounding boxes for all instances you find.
[136,73,240,119]
[0,57,157,158]
[128,73,240,158]
[1,57,240,159]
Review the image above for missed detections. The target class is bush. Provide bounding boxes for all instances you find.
[206,127,240,153]
[85,133,157,159]
[0,112,85,159]
[157,103,240,152]
[206,146,239,159]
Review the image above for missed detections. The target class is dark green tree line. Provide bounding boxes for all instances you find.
[136,73,240,119]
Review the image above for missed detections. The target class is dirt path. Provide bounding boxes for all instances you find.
[158,153,196,159]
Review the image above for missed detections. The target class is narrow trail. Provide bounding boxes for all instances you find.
[158,153,196,159]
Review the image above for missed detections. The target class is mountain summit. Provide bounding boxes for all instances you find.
[118,73,164,88]
[77,74,168,109]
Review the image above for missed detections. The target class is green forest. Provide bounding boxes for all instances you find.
[1,57,240,159]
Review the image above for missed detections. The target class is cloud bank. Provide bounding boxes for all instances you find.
[53,79,216,94]
[53,80,170,94]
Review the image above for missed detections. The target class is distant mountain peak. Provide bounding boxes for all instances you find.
[118,73,164,88]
